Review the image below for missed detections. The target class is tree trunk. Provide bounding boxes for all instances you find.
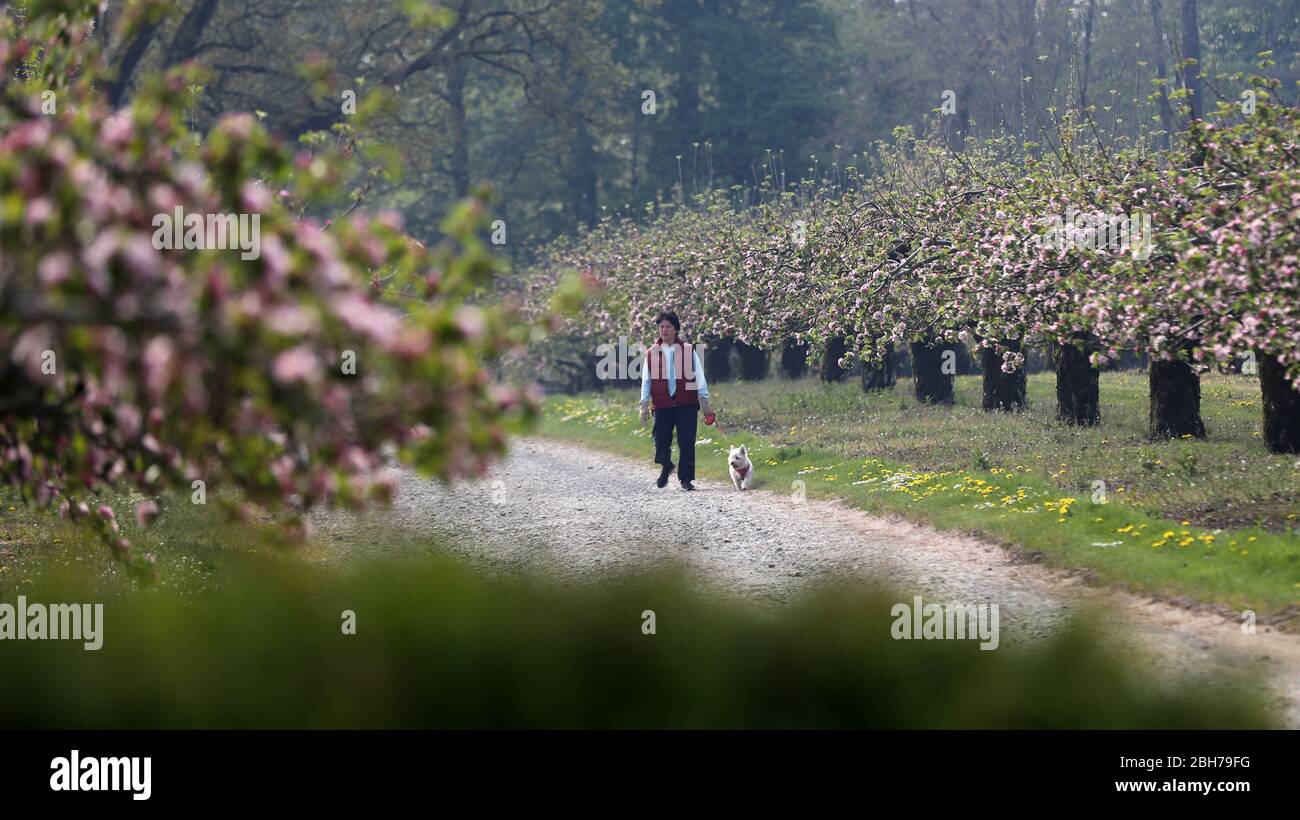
[1180,0,1203,121]
[701,337,733,384]
[981,342,1027,411]
[162,0,220,66]
[669,4,702,197]
[107,18,163,107]
[1080,0,1097,108]
[1149,0,1177,152]
[821,337,848,383]
[568,70,599,229]
[630,89,642,205]
[860,342,896,392]
[733,340,769,380]
[447,59,471,198]
[1055,334,1100,425]
[1180,0,1206,165]
[1260,352,1300,453]
[1149,353,1205,438]
[911,337,955,404]
[780,338,808,379]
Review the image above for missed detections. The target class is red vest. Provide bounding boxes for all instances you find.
[646,342,700,410]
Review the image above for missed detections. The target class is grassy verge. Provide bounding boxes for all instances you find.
[538,373,1300,620]
[0,488,310,599]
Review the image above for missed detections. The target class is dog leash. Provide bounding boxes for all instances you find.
[709,418,734,443]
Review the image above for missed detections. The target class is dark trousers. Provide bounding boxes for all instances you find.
[651,404,698,482]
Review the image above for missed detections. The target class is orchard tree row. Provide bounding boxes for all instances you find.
[523,77,1300,453]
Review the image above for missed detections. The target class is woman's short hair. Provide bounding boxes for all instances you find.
[654,311,681,334]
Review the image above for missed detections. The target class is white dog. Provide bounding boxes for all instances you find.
[728,445,754,490]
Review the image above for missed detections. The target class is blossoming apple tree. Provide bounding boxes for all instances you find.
[0,2,540,577]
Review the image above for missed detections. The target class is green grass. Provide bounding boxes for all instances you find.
[0,488,308,599]
[539,372,1300,620]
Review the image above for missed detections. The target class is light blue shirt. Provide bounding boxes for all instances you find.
[641,345,709,404]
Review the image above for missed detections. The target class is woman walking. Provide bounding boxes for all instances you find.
[639,312,715,490]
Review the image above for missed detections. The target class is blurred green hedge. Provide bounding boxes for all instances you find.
[0,558,1272,729]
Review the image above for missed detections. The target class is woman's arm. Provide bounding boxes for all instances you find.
[692,349,715,422]
[640,350,652,405]
[692,350,709,399]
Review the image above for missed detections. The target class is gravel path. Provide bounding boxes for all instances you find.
[310,437,1300,725]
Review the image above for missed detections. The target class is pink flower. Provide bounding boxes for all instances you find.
[331,294,400,346]
[38,252,73,286]
[24,197,54,226]
[271,345,321,385]
[142,336,176,401]
[135,500,160,529]
[454,307,487,341]
[102,112,133,146]
[217,113,255,140]
[122,234,162,279]
[240,181,272,213]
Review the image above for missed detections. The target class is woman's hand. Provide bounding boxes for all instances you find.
[639,404,649,426]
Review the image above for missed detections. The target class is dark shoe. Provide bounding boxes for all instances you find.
[656,462,675,488]
[680,480,695,491]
